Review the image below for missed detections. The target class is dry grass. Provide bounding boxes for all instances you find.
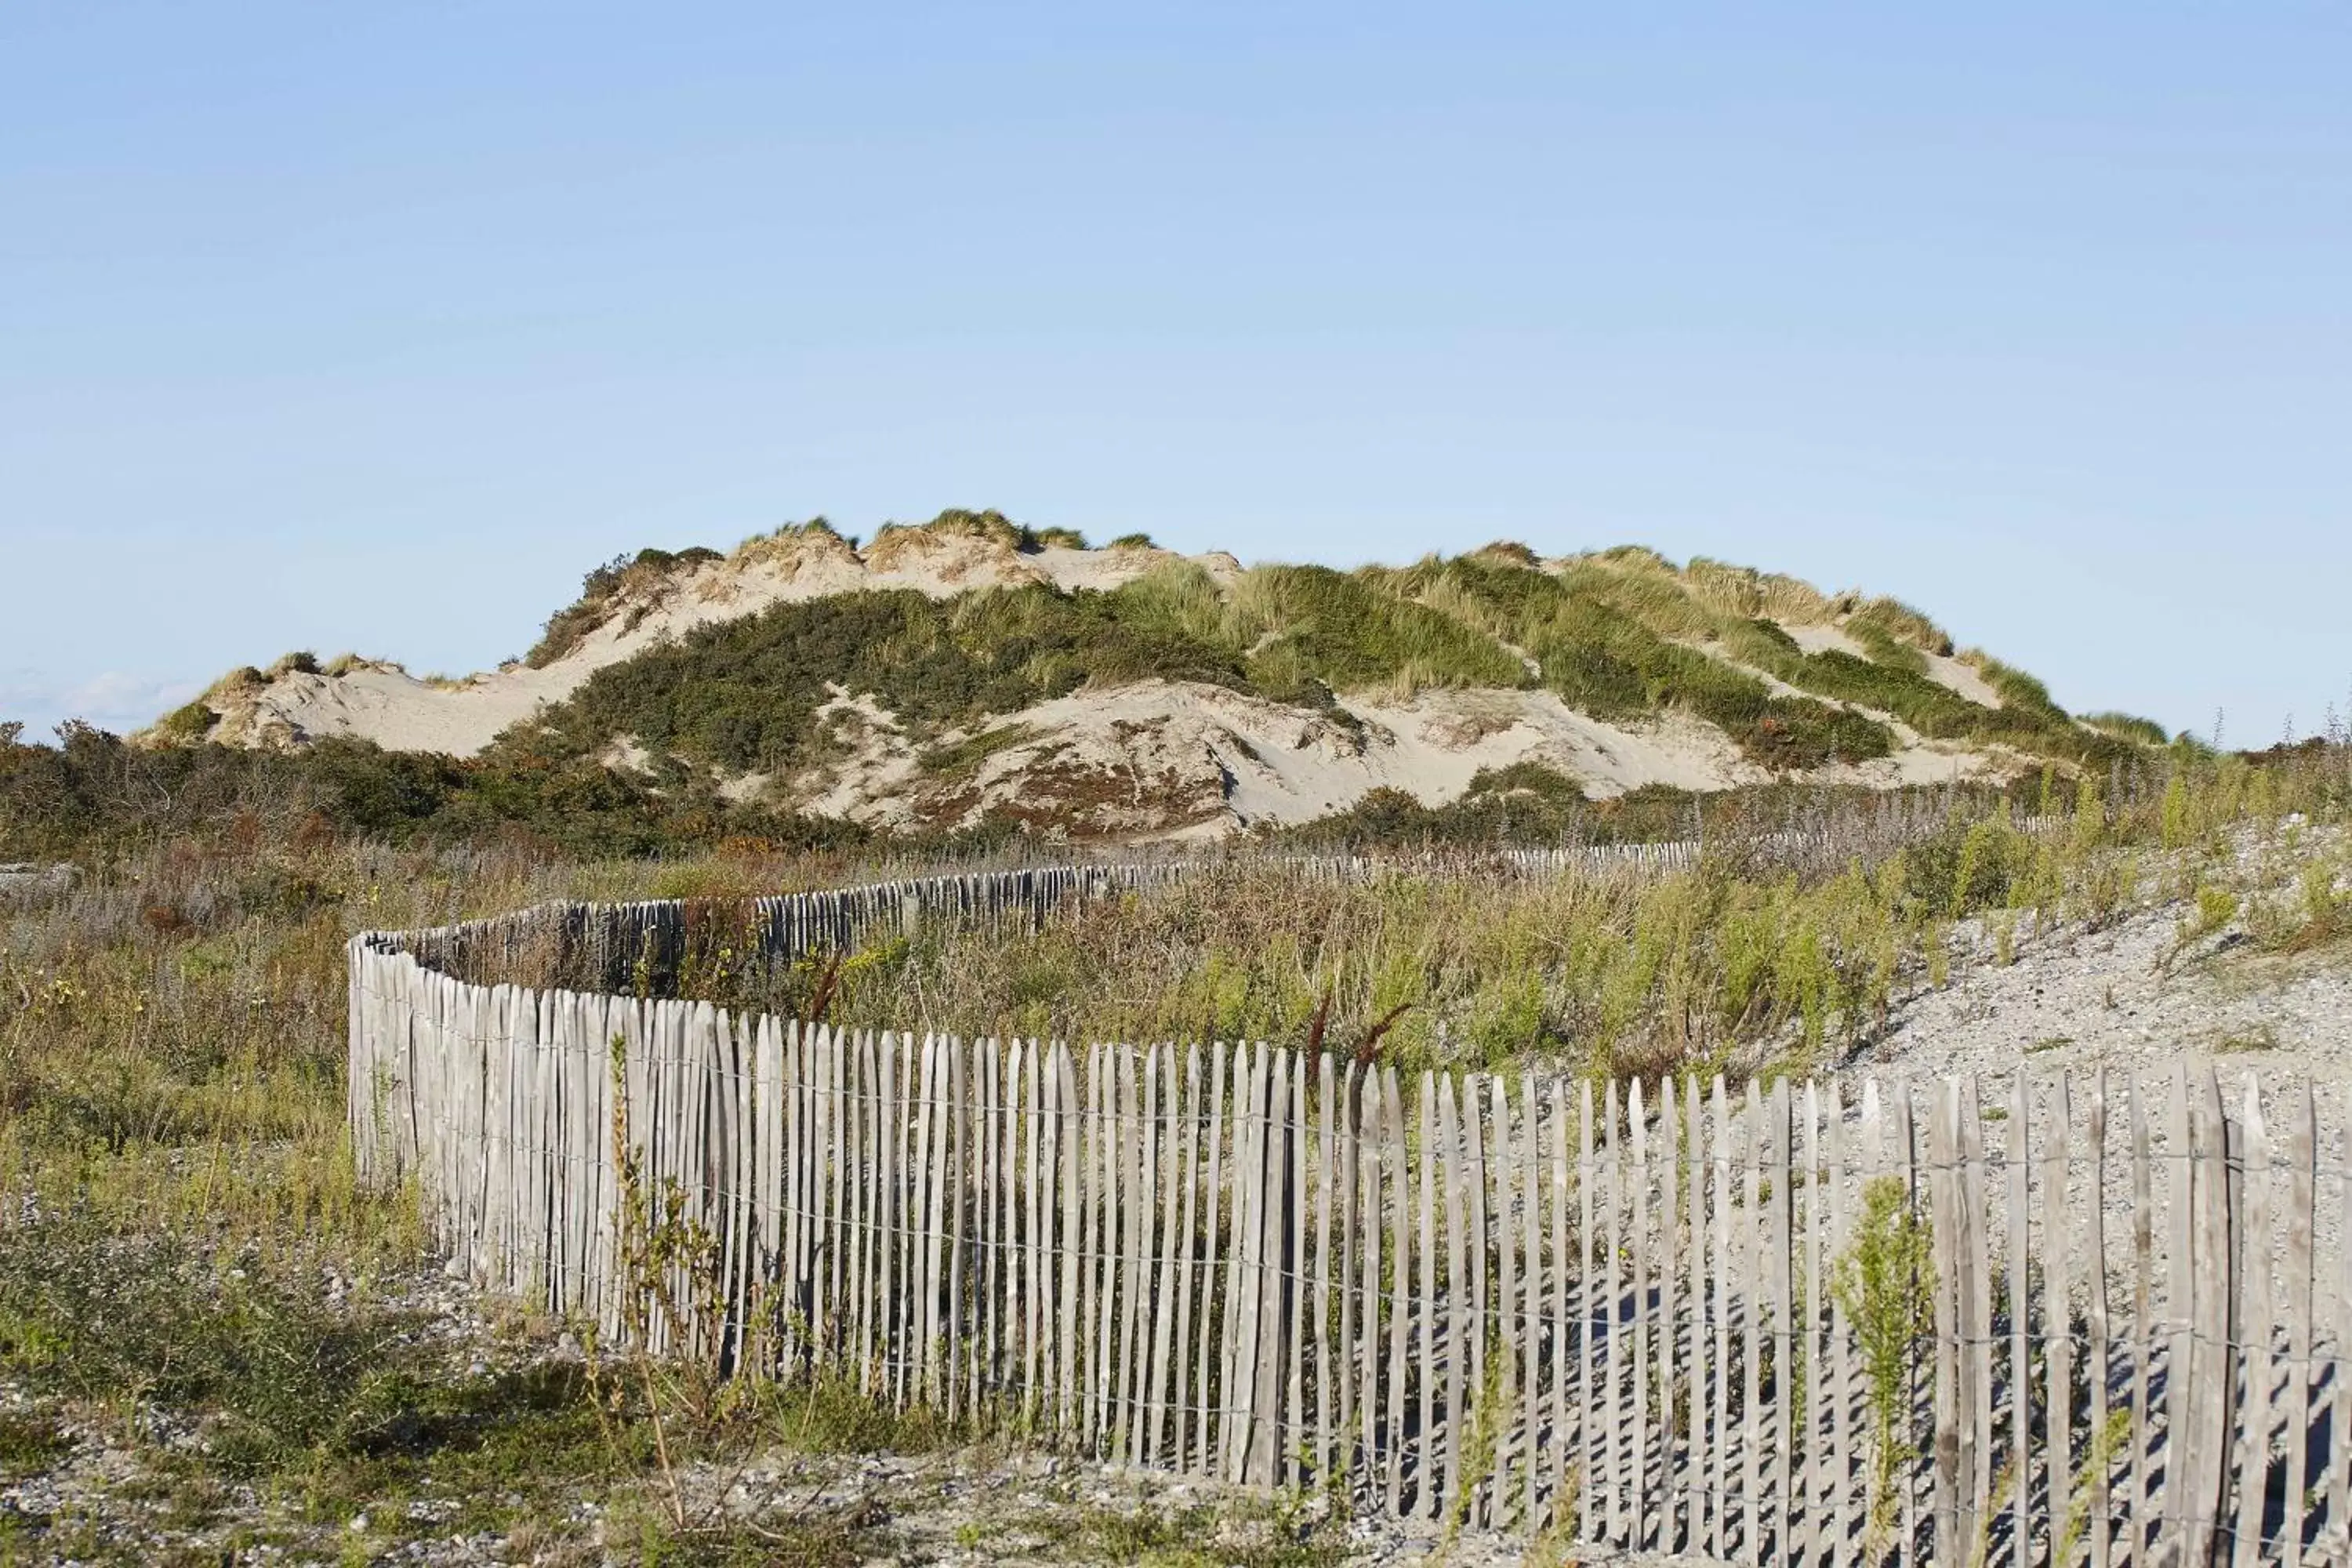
[0,830,1027,1559]
[0,739,2344,1555]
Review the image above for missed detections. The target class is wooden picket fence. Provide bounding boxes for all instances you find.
[350,853,2347,1566]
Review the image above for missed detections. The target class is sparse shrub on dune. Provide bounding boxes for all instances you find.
[2082,711,2172,746]
[1231,564,1530,695]
[1844,594,1955,657]
[154,699,219,745]
[521,583,1261,779]
[174,535,2160,826]
[526,545,725,668]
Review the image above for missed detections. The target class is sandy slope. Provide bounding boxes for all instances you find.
[191,531,1228,757]
[766,678,2013,840]
[170,530,2029,835]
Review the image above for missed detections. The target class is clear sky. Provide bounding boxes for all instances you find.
[3,4,2346,746]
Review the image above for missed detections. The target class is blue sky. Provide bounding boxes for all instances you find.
[3,3,2346,746]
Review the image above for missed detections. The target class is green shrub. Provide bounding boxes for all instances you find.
[0,1215,415,1472]
[2082,712,2171,746]
[1899,813,2031,917]
[1232,564,1529,695]
[521,585,1256,779]
[1844,595,1954,657]
[155,700,219,745]
[1833,1175,1934,1552]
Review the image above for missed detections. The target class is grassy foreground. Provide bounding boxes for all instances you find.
[1,741,2347,1560]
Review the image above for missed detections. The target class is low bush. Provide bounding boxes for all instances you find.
[0,1214,411,1471]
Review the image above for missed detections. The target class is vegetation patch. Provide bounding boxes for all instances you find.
[917,721,1045,778]
[0,1411,68,1479]
[527,545,727,668]
[2082,711,2173,746]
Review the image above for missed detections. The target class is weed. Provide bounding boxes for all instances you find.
[0,1411,67,1478]
[1076,1494,1346,1567]
[1832,1175,1933,1555]
[0,1211,419,1472]
[1443,1334,1512,1542]
[2194,883,2241,935]
[2053,1407,2134,1568]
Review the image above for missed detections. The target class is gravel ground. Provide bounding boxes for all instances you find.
[1866,898,2352,1089]
[1,1378,1554,1566]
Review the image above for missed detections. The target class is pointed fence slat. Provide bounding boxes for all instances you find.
[1312,1052,1335,1486]
[1630,1080,1652,1550]
[1218,1044,1248,1479]
[1929,1080,1965,1563]
[1769,1078,1795,1566]
[1552,1079,1574,1534]
[1606,1077,1628,1548]
[1440,1073,1470,1526]
[2129,1069,2154,1568]
[1519,1073,1544,1540]
[1827,1080,1853,1568]
[2009,1075,2033,1568]
[1122,1045,1150,1465]
[1383,1065,1412,1515]
[1745,1079,1768,1566]
[1802,1081,1826,1568]
[1581,1076,1602,1549]
[2281,1080,2315,1568]
[2045,1073,2076,1565]
[2232,1075,2272,1568]
[1149,1044,1182,1470]
[1712,1076,1734,1566]
[1086,1042,1112,1452]
[1685,1075,1709,1556]
[1171,1044,1203,1471]
[1495,1075,1522,1528]
[2180,1068,2234,1568]
[1465,1075,1492,1529]
[1287,1058,1308,1490]
[1057,1043,1082,1432]
[1198,1041,1227,1473]
[1961,1081,1994,1559]
[2334,1120,2352,1568]
[2083,1072,2112,1568]
[1358,1065,1385,1508]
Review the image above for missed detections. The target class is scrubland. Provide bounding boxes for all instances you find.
[1,731,2347,1562]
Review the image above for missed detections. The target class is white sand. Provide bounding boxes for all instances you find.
[1783,620,2006,707]
[190,531,1218,757]
[767,679,2013,840]
[169,531,2038,837]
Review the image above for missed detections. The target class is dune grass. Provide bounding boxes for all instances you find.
[2082,711,2174,746]
[1373,551,1899,768]
[554,744,2351,1094]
